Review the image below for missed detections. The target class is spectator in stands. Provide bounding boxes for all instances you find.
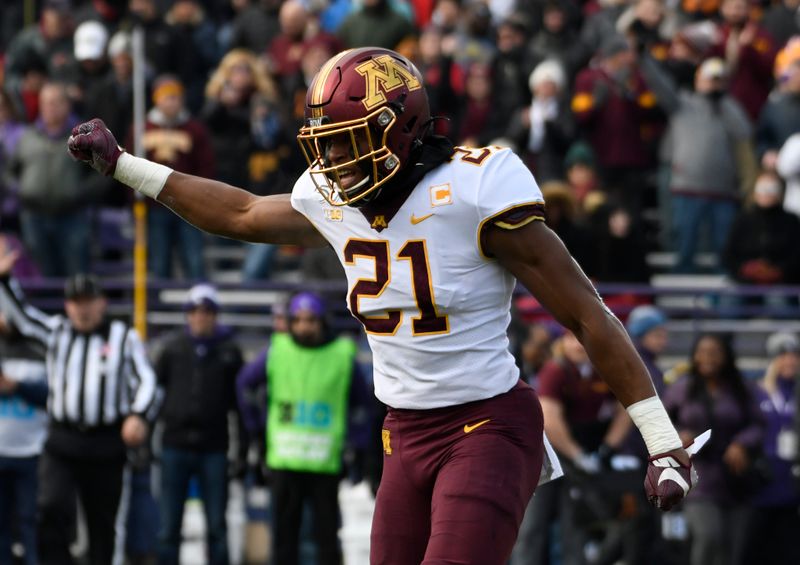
[164,0,220,114]
[153,283,243,565]
[617,0,676,63]
[505,59,575,183]
[414,25,463,139]
[236,291,371,565]
[777,132,800,215]
[509,322,558,565]
[564,141,601,207]
[626,305,668,394]
[571,34,661,213]
[84,31,134,160]
[69,20,110,116]
[226,0,281,53]
[489,13,532,140]
[138,75,215,279]
[3,0,75,93]
[709,0,777,122]
[723,171,800,292]
[267,0,342,95]
[126,0,180,79]
[663,333,764,565]
[540,181,597,278]
[453,62,495,146]
[740,332,800,565]
[5,52,49,124]
[337,0,416,50]
[663,21,717,91]
[577,0,630,69]
[757,38,800,176]
[639,55,752,273]
[0,88,25,230]
[0,315,47,565]
[588,200,651,283]
[523,0,582,77]
[7,82,106,276]
[762,0,800,48]
[537,330,635,565]
[72,0,127,29]
[202,49,278,190]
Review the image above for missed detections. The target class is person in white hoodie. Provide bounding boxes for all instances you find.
[776,132,800,215]
[0,314,47,565]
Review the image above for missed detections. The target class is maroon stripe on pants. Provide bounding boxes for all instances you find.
[370,380,545,565]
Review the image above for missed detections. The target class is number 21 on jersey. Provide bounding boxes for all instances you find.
[344,239,449,336]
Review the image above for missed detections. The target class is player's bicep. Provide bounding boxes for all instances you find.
[485,220,605,334]
[244,194,326,247]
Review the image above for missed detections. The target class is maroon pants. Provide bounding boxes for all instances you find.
[370,380,544,565]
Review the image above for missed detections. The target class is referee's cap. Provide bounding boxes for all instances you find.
[64,274,104,300]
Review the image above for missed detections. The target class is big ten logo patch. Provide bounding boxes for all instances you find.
[324,208,343,222]
[0,397,35,419]
[278,400,333,428]
[355,54,422,111]
[429,183,452,207]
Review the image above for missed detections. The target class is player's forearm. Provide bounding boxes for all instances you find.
[157,172,264,241]
[575,310,657,408]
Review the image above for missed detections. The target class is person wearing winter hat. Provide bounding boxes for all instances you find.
[236,291,373,565]
[626,305,668,393]
[739,331,800,565]
[154,283,244,565]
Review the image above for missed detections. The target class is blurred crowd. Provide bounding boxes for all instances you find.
[510,308,800,565]
[0,0,799,284]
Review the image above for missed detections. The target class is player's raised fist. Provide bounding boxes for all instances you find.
[67,118,123,177]
[645,448,696,511]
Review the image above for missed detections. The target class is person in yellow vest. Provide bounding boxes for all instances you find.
[236,291,372,565]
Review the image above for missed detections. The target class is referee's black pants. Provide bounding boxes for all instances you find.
[37,449,127,565]
[271,470,342,565]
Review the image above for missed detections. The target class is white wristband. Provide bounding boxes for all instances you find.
[627,396,682,456]
[113,153,173,199]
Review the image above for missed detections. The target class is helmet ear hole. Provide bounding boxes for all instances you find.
[403,116,418,134]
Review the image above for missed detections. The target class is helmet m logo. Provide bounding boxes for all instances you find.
[355,55,422,111]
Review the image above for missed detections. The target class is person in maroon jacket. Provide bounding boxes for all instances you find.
[571,35,662,213]
[135,75,215,279]
[708,0,777,122]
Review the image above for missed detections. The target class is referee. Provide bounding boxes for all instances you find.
[0,251,157,565]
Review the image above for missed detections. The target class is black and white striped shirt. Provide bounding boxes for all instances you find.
[0,277,157,428]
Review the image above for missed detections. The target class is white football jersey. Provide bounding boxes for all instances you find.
[291,146,544,409]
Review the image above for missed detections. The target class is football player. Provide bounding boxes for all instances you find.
[68,47,694,564]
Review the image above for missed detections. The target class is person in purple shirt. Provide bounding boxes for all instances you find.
[662,333,764,565]
[739,332,800,565]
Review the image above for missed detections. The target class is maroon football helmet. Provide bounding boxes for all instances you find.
[297,47,431,206]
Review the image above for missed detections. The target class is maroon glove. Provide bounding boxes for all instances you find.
[67,118,123,177]
[645,448,696,511]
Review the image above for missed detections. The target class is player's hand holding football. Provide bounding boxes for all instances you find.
[67,118,123,177]
[645,446,696,510]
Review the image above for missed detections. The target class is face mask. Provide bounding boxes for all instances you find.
[707,88,725,101]
[667,60,697,88]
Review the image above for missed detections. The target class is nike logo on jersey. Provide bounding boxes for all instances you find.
[463,419,491,433]
[410,213,434,225]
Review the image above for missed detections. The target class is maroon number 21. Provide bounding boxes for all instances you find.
[344,239,449,336]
